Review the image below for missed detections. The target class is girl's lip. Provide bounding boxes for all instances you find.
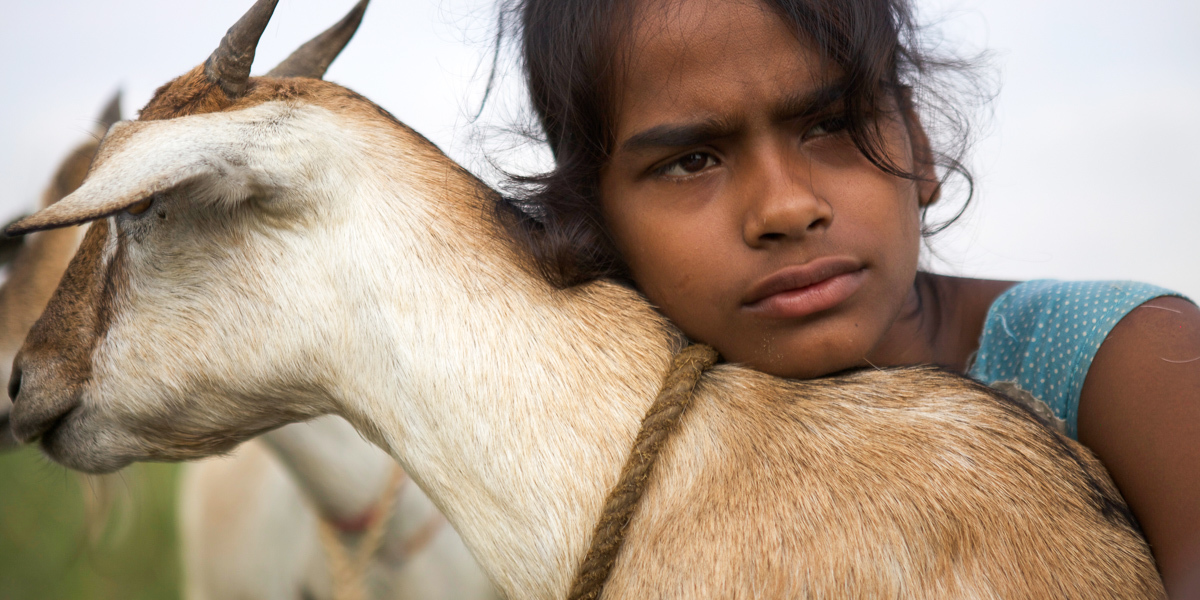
[742,257,866,318]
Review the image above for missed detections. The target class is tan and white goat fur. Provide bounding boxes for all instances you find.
[5,1,1166,597]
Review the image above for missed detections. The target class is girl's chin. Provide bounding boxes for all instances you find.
[726,345,874,381]
[685,308,890,380]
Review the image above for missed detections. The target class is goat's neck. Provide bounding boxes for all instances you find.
[327,135,681,600]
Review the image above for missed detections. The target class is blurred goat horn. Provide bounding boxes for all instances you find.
[97,90,123,131]
[268,0,369,79]
[204,0,280,97]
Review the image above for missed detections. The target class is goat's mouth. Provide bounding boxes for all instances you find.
[37,407,132,474]
[37,405,80,459]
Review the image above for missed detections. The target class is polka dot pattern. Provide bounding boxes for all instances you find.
[967,280,1186,439]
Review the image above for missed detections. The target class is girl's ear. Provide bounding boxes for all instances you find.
[898,88,941,208]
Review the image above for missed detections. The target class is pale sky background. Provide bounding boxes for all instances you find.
[1,0,1197,298]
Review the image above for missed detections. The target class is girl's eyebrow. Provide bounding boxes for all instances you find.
[619,117,738,153]
[773,81,847,122]
[618,81,849,154]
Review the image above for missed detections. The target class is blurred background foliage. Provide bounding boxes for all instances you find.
[0,447,181,599]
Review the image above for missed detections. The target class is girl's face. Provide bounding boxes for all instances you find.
[599,0,937,378]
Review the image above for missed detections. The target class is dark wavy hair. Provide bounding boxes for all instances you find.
[493,0,986,288]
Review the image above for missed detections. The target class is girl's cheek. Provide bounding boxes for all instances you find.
[643,263,702,316]
[638,255,723,335]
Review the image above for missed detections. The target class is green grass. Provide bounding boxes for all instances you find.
[0,447,181,600]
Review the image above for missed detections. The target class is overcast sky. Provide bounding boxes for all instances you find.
[1,0,1197,298]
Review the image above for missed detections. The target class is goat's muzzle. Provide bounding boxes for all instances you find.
[7,353,81,446]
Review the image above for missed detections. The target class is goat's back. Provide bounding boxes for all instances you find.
[608,366,1163,599]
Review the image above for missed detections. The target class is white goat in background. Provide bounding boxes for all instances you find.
[0,4,494,599]
[4,0,1165,598]
[181,415,495,600]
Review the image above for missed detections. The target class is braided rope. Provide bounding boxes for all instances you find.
[317,464,407,600]
[567,344,720,600]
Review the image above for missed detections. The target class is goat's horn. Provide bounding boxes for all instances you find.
[267,0,369,79]
[204,0,280,97]
[97,90,122,131]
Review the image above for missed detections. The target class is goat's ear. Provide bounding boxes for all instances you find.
[97,90,123,133]
[267,0,369,79]
[6,121,266,236]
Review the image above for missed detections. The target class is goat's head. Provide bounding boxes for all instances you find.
[3,0,409,473]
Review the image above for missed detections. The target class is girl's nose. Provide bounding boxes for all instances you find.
[741,151,832,248]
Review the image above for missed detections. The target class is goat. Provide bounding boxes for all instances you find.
[0,6,495,599]
[5,1,1166,597]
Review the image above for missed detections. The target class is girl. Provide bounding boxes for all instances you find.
[496,0,1200,595]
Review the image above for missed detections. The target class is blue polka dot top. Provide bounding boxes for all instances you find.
[967,280,1187,439]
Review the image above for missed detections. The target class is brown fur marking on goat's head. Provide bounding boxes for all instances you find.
[137,67,405,130]
[138,65,238,122]
[7,218,124,448]
[20,220,121,387]
[0,136,98,394]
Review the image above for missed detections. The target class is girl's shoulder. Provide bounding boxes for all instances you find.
[967,279,1190,438]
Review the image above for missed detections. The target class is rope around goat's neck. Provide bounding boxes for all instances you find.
[567,344,720,600]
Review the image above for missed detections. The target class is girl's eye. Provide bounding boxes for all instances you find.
[658,152,718,178]
[804,116,850,140]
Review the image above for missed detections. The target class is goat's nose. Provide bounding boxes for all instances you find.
[7,360,79,444]
[8,364,21,401]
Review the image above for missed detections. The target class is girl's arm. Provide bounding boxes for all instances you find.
[1078,295,1200,598]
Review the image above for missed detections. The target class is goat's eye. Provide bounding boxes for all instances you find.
[127,197,154,216]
